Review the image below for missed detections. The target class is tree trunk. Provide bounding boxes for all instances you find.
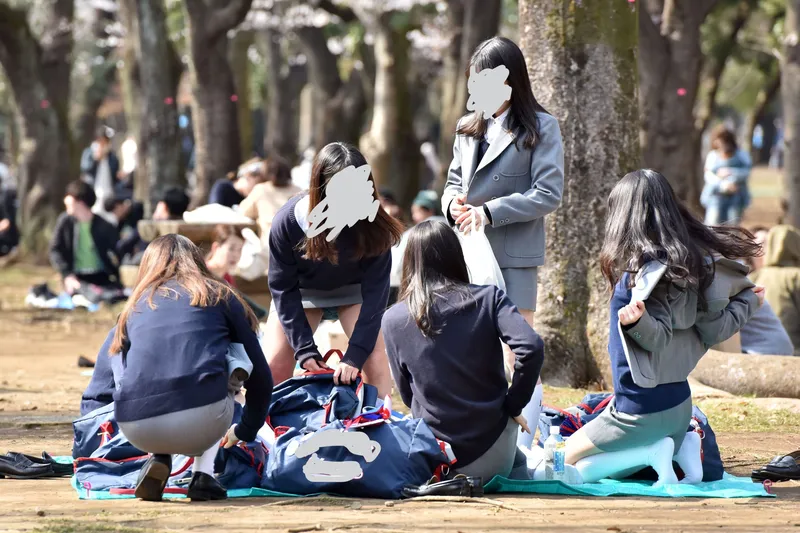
[520,0,640,387]
[0,0,74,257]
[260,28,307,163]
[436,0,502,194]
[639,0,717,205]
[136,0,184,215]
[295,25,367,150]
[118,0,147,204]
[71,6,117,156]
[784,1,800,229]
[743,65,780,159]
[183,0,253,206]
[231,30,254,162]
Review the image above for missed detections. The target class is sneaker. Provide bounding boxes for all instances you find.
[134,454,172,502]
[187,472,228,501]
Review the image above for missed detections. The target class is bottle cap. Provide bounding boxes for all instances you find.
[550,426,560,436]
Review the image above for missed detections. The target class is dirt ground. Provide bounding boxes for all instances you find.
[1,168,799,532]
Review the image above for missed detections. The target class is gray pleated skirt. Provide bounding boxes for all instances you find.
[269,284,363,321]
[500,267,539,311]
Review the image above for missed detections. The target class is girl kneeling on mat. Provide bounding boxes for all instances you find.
[108,234,273,501]
[382,220,544,481]
[563,169,763,485]
[264,142,404,397]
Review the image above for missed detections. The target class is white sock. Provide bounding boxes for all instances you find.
[530,455,583,484]
[193,439,221,476]
[517,383,543,449]
[575,438,678,487]
[674,432,703,484]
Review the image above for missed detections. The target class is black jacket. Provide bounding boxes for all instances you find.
[49,213,121,281]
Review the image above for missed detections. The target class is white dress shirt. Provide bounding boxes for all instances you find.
[484,107,510,145]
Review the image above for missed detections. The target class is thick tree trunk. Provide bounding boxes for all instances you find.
[0,0,74,257]
[520,0,639,387]
[436,0,502,194]
[784,0,800,229]
[231,30,254,162]
[639,0,717,205]
[295,25,367,150]
[260,28,307,162]
[136,0,184,215]
[183,0,253,206]
[118,0,147,204]
[743,65,780,159]
[71,7,117,156]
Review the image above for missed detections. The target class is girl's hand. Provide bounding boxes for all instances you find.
[301,357,331,373]
[753,286,765,307]
[618,300,645,326]
[222,424,241,449]
[333,362,359,385]
[513,414,531,434]
[449,194,468,221]
[455,206,488,234]
[717,167,732,178]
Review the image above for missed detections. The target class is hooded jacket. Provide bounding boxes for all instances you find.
[621,256,759,388]
[751,225,800,356]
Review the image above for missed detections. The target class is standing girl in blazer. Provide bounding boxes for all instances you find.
[563,170,762,486]
[264,142,404,398]
[107,234,273,502]
[442,37,564,448]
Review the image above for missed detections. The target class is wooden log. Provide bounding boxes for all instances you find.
[691,350,800,399]
[137,220,258,254]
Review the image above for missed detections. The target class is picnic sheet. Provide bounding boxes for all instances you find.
[60,451,770,501]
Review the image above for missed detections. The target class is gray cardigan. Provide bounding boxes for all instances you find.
[621,257,760,388]
[441,112,564,268]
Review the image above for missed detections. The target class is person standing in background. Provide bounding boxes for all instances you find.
[700,125,752,226]
[81,127,121,213]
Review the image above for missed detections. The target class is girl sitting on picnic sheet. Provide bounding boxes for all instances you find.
[382,220,544,482]
[264,142,404,398]
[107,234,273,502]
[563,169,763,486]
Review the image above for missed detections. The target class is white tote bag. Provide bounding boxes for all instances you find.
[457,217,506,292]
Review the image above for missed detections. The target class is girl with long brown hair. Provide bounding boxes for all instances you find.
[106,234,272,502]
[265,142,403,397]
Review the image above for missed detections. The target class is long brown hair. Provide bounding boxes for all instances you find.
[110,234,258,353]
[265,154,292,188]
[301,142,404,264]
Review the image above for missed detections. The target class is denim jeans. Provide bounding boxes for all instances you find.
[704,198,743,226]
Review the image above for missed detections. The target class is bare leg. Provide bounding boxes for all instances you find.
[337,303,393,399]
[262,308,324,385]
[505,309,544,448]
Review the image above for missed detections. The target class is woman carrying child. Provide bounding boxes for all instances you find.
[263,142,404,398]
[382,220,544,481]
[107,234,273,501]
[564,169,763,485]
[442,37,564,449]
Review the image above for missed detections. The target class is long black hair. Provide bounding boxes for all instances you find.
[457,37,548,150]
[399,220,472,337]
[600,169,760,306]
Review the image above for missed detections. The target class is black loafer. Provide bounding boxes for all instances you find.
[752,451,800,483]
[187,472,228,501]
[77,356,96,368]
[0,453,54,479]
[135,454,172,501]
[3,452,72,477]
[402,474,484,498]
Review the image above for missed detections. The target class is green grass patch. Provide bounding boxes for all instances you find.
[697,399,800,433]
[33,521,152,533]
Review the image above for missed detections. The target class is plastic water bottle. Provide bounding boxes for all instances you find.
[543,426,565,481]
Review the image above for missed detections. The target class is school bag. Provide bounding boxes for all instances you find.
[214,402,269,490]
[261,407,454,499]
[537,393,724,482]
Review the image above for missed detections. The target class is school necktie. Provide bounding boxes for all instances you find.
[477,137,490,164]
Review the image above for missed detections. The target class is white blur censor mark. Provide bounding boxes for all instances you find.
[294,430,382,483]
[305,164,380,242]
[466,64,512,119]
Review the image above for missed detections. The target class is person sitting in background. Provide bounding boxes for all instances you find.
[117,188,190,265]
[50,181,121,295]
[389,190,446,305]
[751,225,800,356]
[701,125,752,226]
[379,189,405,223]
[80,127,121,212]
[205,224,267,321]
[95,194,132,228]
[238,155,302,277]
[208,158,267,208]
[382,220,543,481]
